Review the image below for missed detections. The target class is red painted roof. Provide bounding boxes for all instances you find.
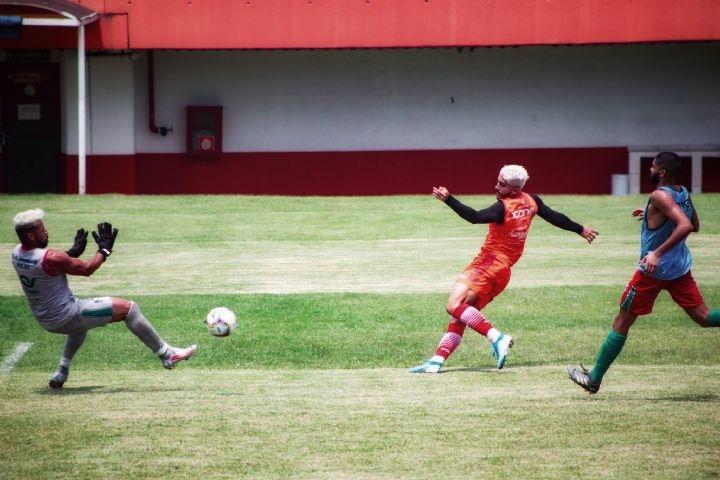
[2,0,720,50]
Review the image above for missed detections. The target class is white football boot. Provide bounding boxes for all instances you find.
[409,359,444,373]
[162,344,198,369]
[491,334,514,369]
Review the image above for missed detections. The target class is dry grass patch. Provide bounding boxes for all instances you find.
[1,366,719,479]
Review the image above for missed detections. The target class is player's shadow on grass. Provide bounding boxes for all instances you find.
[649,393,719,403]
[441,360,547,373]
[440,366,502,374]
[37,385,186,395]
[38,385,106,395]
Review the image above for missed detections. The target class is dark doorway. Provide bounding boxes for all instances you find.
[702,157,720,192]
[1,62,61,193]
[640,155,692,193]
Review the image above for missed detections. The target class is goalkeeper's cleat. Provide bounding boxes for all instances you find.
[566,364,601,394]
[491,334,514,369]
[48,366,69,389]
[162,344,198,369]
[409,359,443,373]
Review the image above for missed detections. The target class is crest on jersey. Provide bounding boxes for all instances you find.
[19,275,36,288]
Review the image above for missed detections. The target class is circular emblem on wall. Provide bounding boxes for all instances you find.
[200,137,213,150]
[24,84,36,96]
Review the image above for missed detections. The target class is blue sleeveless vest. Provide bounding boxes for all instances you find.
[639,186,693,280]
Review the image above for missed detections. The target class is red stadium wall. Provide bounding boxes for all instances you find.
[61,155,136,195]
[58,148,628,195]
[1,1,719,50]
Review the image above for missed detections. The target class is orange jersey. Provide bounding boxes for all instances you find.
[478,192,538,267]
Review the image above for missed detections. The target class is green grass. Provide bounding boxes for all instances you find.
[1,289,719,371]
[1,194,719,479]
[1,367,719,479]
[1,194,718,296]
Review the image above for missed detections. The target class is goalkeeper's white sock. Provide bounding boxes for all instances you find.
[125,301,166,354]
[154,343,171,358]
[61,331,87,366]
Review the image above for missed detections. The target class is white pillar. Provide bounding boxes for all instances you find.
[628,152,643,194]
[690,153,703,194]
[78,24,86,195]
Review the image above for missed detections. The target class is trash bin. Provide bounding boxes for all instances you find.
[611,174,629,196]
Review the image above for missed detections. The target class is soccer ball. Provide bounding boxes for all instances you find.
[205,307,237,337]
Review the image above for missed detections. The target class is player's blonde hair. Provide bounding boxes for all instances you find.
[13,208,45,228]
[499,165,529,188]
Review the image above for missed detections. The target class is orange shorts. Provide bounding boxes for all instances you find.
[456,254,512,310]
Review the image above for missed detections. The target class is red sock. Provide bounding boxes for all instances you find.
[452,303,494,337]
[434,322,466,359]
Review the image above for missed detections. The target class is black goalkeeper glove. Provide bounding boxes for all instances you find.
[66,228,88,258]
[92,222,118,259]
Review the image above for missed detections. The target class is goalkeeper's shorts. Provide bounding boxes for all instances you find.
[46,297,114,334]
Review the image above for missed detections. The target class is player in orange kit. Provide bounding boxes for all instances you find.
[410,165,598,372]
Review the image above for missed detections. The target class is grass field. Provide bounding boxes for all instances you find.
[1,194,719,479]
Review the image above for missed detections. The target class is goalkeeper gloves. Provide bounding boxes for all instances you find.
[92,222,118,259]
[66,228,88,258]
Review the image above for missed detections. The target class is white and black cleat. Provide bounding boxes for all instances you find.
[48,367,69,389]
[566,364,600,394]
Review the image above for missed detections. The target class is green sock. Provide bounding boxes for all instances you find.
[709,309,720,327]
[590,330,627,383]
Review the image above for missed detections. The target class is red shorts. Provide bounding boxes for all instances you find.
[457,254,511,310]
[619,270,704,316]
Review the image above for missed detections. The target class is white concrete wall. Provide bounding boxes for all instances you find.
[72,43,720,154]
[62,52,135,155]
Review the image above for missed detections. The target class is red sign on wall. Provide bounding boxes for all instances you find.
[187,106,222,158]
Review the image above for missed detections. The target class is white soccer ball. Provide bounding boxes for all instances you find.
[205,307,237,337]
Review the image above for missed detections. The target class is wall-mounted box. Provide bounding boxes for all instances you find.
[186,106,222,157]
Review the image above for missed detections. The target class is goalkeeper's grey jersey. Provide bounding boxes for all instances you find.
[11,245,78,330]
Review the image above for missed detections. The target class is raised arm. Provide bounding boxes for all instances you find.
[65,228,88,258]
[531,194,598,243]
[43,221,119,277]
[641,189,694,274]
[43,249,106,277]
[433,186,504,224]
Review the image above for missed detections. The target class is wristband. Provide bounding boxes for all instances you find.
[98,248,112,259]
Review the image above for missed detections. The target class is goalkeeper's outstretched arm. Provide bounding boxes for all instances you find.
[43,249,105,277]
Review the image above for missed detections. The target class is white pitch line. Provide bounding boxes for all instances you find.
[0,342,33,374]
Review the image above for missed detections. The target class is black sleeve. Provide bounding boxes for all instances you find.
[445,196,505,224]
[531,194,583,234]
